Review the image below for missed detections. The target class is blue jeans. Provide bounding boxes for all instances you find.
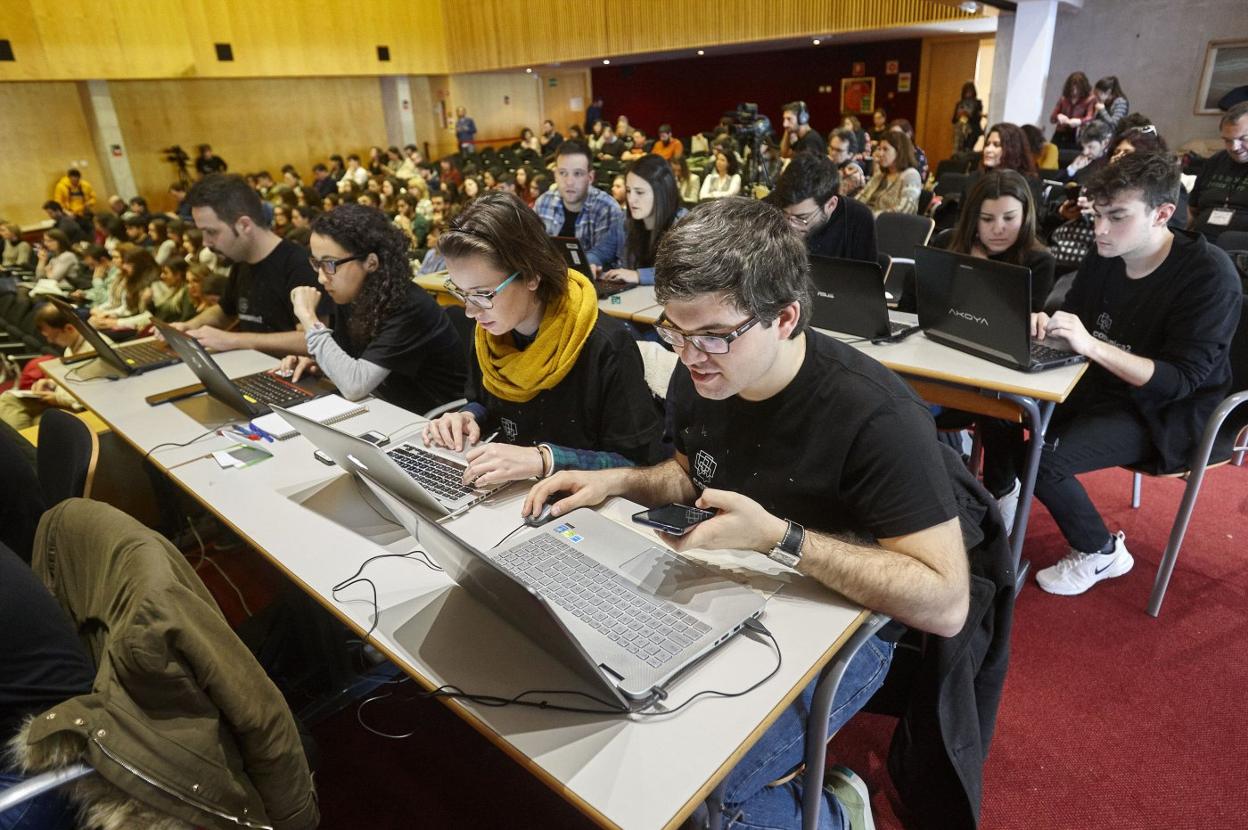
[722,635,894,830]
[0,769,78,830]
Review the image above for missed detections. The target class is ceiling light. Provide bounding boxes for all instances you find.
[525,67,532,73]
[959,1,980,12]
[602,59,610,65]
[812,38,822,46]
[697,50,705,56]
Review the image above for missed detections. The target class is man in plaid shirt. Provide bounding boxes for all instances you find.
[534,140,624,270]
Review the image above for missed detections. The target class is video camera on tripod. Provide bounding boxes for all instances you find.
[723,103,776,189]
[162,145,191,180]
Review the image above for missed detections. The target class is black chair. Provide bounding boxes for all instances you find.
[934,172,967,199]
[1215,230,1248,252]
[1127,295,1248,617]
[37,408,99,506]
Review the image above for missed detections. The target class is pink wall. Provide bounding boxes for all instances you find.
[588,38,924,141]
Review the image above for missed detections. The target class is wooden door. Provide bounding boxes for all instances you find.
[917,37,981,170]
[540,69,591,137]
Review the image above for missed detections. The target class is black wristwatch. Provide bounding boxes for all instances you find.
[767,520,805,569]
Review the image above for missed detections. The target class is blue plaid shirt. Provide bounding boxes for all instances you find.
[535,186,624,268]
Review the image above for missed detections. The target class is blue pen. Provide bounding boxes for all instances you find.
[246,422,276,443]
[229,425,259,441]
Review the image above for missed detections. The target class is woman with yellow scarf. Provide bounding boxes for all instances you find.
[422,192,664,487]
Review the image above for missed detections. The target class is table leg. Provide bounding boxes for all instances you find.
[800,614,891,830]
[999,395,1055,593]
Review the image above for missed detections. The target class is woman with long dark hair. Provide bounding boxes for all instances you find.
[900,170,1054,313]
[981,123,1039,177]
[281,203,465,412]
[602,154,687,285]
[1091,76,1129,131]
[1050,71,1097,148]
[423,192,663,487]
[859,129,923,215]
[952,80,984,153]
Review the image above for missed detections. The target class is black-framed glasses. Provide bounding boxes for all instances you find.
[443,271,520,310]
[784,206,822,228]
[308,254,365,275]
[654,314,761,355]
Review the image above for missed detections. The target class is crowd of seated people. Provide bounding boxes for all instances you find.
[3,61,1248,830]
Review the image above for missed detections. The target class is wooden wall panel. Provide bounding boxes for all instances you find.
[0,0,448,81]
[445,0,977,72]
[0,82,108,227]
[916,37,981,171]
[446,71,544,148]
[109,77,387,212]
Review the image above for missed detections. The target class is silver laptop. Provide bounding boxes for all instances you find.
[361,478,766,709]
[273,404,489,516]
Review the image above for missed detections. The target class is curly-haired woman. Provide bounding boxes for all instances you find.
[281,203,466,414]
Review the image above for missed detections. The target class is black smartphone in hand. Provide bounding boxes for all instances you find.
[631,504,717,536]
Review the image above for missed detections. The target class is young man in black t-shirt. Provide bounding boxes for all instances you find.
[985,152,1242,596]
[167,174,327,357]
[1189,101,1248,239]
[772,153,878,263]
[527,198,982,829]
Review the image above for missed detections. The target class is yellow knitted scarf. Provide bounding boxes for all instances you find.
[475,269,599,403]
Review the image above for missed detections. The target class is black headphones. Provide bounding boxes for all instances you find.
[788,101,810,126]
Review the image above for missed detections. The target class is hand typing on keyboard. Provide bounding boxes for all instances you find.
[462,442,544,488]
[1035,310,1089,356]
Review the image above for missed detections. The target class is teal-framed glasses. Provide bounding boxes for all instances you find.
[444,271,520,309]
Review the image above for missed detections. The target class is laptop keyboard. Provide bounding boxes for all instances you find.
[118,341,175,366]
[235,372,315,408]
[493,535,712,668]
[594,281,632,300]
[1029,341,1076,364]
[388,445,475,501]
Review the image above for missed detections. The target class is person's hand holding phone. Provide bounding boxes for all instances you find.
[656,488,787,556]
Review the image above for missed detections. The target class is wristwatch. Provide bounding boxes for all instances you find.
[767,520,805,569]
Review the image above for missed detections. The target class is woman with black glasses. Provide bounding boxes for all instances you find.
[422,192,664,488]
[281,203,465,413]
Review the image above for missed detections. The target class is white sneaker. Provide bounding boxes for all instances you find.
[996,478,1021,535]
[1036,531,1134,596]
[824,765,875,830]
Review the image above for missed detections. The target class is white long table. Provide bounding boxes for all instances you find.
[44,352,867,830]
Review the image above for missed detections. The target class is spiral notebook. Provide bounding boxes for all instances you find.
[250,394,368,440]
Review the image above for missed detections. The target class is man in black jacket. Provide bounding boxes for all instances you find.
[988,152,1242,596]
[772,153,878,264]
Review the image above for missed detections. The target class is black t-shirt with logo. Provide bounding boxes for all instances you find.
[330,281,467,414]
[466,313,664,465]
[220,238,324,332]
[1189,150,1248,237]
[669,330,965,541]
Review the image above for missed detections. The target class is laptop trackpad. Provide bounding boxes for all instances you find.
[618,548,752,614]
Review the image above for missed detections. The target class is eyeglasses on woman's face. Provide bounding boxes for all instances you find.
[443,270,520,310]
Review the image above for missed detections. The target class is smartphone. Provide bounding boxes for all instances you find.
[631,503,717,536]
[358,430,390,447]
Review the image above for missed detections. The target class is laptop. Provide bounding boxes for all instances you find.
[272,403,490,517]
[914,246,1085,372]
[153,321,319,417]
[808,255,919,342]
[45,296,180,375]
[551,235,632,299]
[359,477,767,708]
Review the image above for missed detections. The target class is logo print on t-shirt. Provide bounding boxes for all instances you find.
[500,417,518,442]
[1096,312,1112,334]
[694,450,717,482]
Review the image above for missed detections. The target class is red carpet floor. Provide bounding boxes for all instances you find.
[198,464,1248,829]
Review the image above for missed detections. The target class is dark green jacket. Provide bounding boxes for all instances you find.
[27,499,319,830]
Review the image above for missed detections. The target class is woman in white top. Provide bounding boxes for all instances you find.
[149,218,179,265]
[858,129,923,215]
[0,222,31,268]
[669,157,701,206]
[587,120,606,154]
[519,127,542,155]
[34,230,79,284]
[699,148,742,200]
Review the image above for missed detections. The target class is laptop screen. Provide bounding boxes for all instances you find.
[914,246,1032,364]
[46,296,130,371]
[153,322,257,414]
[551,236,593,278]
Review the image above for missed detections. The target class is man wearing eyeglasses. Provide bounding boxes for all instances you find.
[527,198,1008,830]
[165,174,328,356]
[772,153,878,264]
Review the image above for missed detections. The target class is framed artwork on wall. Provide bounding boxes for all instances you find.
[841,77,876,114]
[1196,39,1248,114]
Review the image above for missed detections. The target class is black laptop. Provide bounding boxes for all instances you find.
[551,235,632,299]
[914,247,1085,372]
[45,296,180,375]
[152,321,319,417]
[808,255,919,342]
